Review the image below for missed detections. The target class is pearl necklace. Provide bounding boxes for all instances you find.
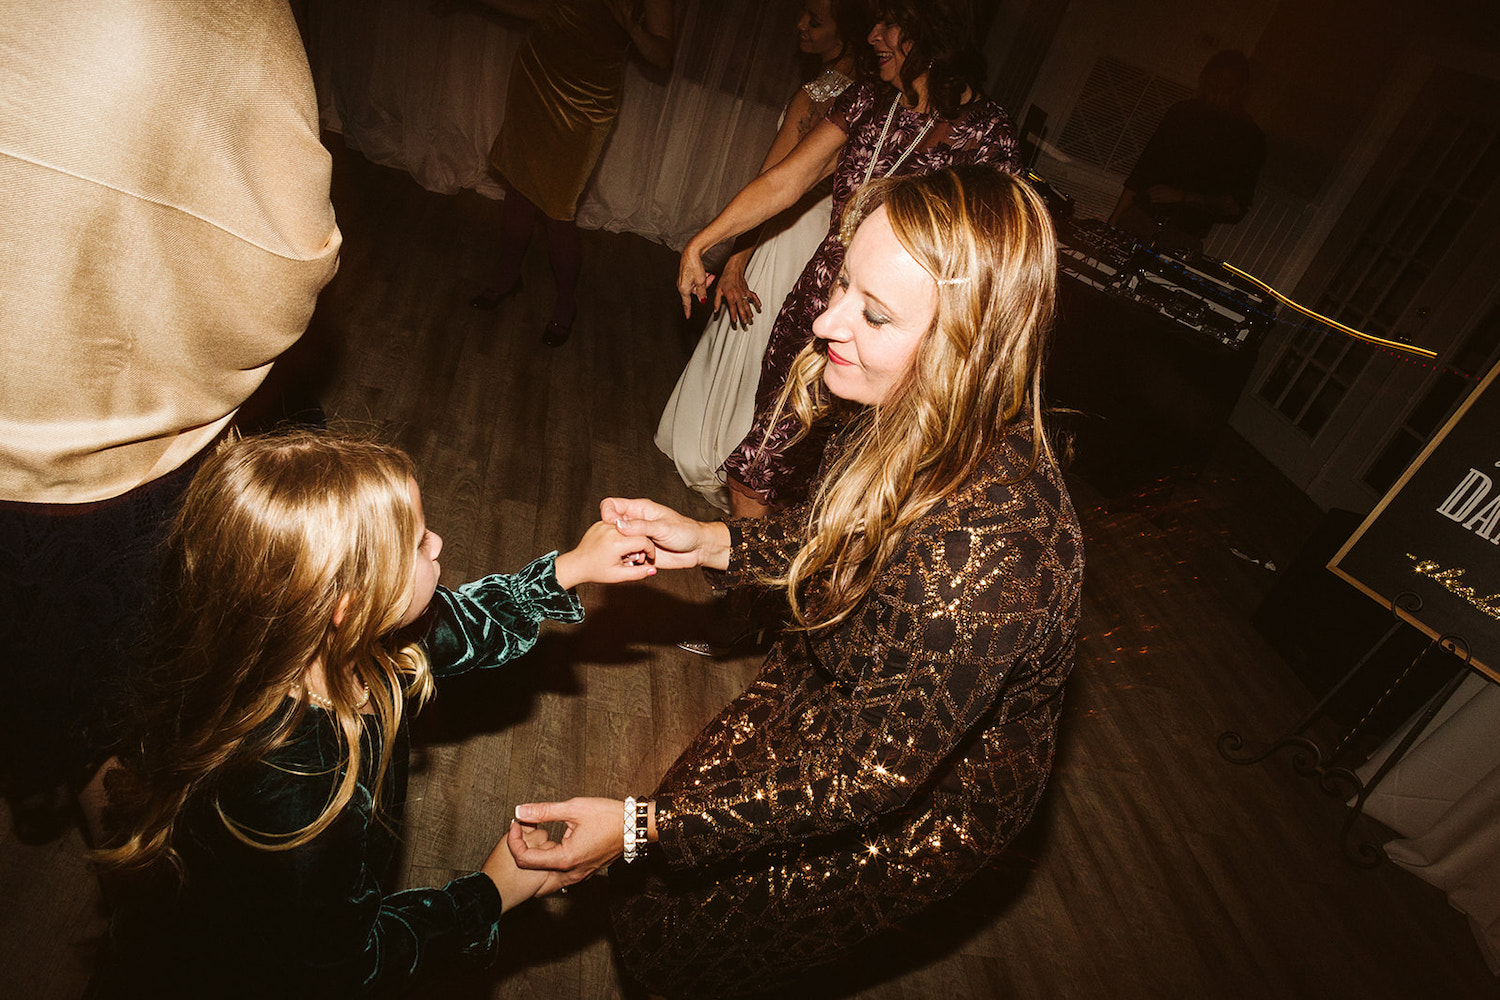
[860,93,938,189]
[295,683,371,711]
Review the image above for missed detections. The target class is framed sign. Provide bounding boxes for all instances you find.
[1329,359,1500,682]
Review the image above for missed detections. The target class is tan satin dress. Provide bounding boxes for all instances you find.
[489,0,632,221]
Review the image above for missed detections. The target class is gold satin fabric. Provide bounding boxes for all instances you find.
[490,0,632,221]
[0,0,341,503]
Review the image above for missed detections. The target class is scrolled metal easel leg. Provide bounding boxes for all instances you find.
[1216,598,1415,766]
[1216,594,1473,866]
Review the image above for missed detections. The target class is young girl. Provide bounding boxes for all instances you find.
[94,430,654,998]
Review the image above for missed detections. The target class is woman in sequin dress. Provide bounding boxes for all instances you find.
[675,0,1020,517]
[511,166,1084,997]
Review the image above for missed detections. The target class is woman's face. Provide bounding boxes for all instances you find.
[814,206,936,407]
[399,477,443,626]
[797,0,842,61]
[868,18,912,85]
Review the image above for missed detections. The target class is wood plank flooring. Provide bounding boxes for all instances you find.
[1,140,1496,999]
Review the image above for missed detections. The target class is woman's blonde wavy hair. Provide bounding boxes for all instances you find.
[97,430,436,878]
[772,164,1058,629]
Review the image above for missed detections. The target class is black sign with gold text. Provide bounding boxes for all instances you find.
[1330,360,1500,682]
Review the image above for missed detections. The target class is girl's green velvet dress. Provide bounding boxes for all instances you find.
[103,554,582,999]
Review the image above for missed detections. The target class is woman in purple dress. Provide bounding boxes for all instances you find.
[676,0,1020,517]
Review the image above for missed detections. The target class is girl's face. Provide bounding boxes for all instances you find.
[399,478,443,626]
[814,206,936,406]
[868,18,912,85]
[797,0,842,61]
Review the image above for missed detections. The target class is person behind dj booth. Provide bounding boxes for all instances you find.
[1107,49,1265,251]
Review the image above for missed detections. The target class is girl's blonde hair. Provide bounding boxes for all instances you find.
[99,430,435,877]
[774,165,1058,628]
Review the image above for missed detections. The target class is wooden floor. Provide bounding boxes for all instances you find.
[2,141,1496,1000]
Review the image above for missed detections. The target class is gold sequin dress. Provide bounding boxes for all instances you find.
[489,0,631,221]
[609,437,1084,997]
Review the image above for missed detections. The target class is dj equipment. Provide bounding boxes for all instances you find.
[1054,216,1278,352]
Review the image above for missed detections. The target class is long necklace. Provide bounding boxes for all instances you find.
[860,94,938,189]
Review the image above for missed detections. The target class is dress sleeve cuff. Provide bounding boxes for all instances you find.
[443,872,505,960]
[703,521,749,591]
[421,552,584,679]
[456,551,584,625]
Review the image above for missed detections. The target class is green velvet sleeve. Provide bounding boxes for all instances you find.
[212,726,505,996]
[423,551,584,678]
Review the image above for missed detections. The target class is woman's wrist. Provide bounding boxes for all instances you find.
[553,548,581,591]
[684,233,712,265]
[700,521,732,571]
[620,797,659,863]
[724,247,753,278]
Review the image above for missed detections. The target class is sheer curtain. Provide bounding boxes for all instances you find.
[305,0,805,248]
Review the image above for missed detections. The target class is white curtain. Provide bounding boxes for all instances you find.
[1359,672,1500,975]
[305,0,806,249]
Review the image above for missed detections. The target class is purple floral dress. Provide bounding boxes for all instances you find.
[719,80,1021,504]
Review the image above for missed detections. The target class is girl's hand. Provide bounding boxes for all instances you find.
[509,797,637,888]
[484,822,566,912]
[677,243,715,319]
[554,520,657,590]
[599,498,731,571]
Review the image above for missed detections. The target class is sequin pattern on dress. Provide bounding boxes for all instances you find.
[610,436,1083,998]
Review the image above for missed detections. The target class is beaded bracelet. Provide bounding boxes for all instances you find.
[622,796,649,863]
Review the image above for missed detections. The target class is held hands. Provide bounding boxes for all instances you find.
[601,497,731,572]
[554,520,658,590]
[508,798,632,890]
[485,822,567,913]
[553,499,726,588]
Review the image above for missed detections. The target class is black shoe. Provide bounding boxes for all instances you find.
[470,279,522,310]
[676,627,772,658]
[542,320,572,347]
[676,588,781,657]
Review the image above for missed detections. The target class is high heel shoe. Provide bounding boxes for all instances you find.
[542,319,572,347]
[469,278,523,310]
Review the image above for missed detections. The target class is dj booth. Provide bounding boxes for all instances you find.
[1042,212,1279,497]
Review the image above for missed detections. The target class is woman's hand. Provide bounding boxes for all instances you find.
[713,250,761,328]
[508,797,630,889]
[484,822,566,912]
[554,521,657,590]
[677,242,716,319]
[600,497,731,571]
[673,119,845,319]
